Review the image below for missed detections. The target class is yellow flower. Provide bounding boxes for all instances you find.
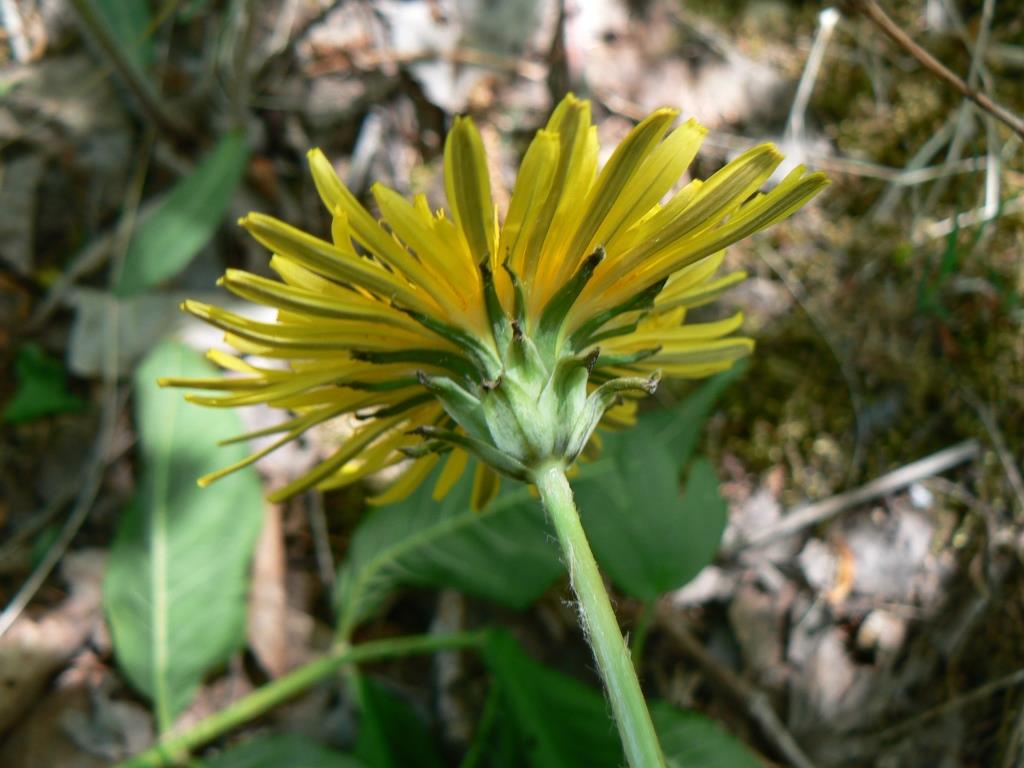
[163,95,827,509]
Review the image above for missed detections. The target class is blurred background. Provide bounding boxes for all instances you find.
[1,0,1022,766]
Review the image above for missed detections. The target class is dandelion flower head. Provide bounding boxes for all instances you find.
[164,95,828,509]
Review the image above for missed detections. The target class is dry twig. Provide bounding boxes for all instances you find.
[877,668,1024,741]
[846,0,1024,139]
[962,391,1024,518]
[656,608,818,768]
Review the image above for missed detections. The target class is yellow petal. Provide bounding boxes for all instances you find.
[368,454,442,505]
[240,212,426,312]
[470,462,500,511]
[655,270,747,314]
[607,178,705,256]
[182,299,427,352]
[595,145,783,289]
[598,119,707,250]
[640,168,826,283]
[433,447,470,501]
[531,123,599,311]
[372,183,481,309]
[659,250,726,295]
[197,401,353,487]
[520,95,593,290]
[444,116,496,264]
[642,337,755,367]
[220,268,419,330]
[594,164,828,313]
[613,312,745,350]
[307,149,423,272]
[500,129,560,280]
[558,108,680,278]
[267,411,412,502]
[204,351,257,376]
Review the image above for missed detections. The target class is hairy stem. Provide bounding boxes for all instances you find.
[114,631,484,768]
[534,463,667,768]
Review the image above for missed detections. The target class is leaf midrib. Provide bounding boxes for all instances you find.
[150,345,180,732]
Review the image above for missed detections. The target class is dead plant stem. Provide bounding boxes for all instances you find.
[848,0,1024,139]
[69,0,195,141]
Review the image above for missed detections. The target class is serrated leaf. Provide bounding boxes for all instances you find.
[353,677,445,768]
[202,734,367,768]
[483,629,760,768]
[336,465,561,638]
[574,367,741,600]
[104,341,264,730]
[115,133,249,297]
[94,0,153,71]
[3,343,84,423]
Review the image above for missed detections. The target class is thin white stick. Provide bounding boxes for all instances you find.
[731,440,981,552]
[923,0,997,214]
[784,8,841,147]
[0,0,30,62]
[872,115,958,218]
[915,193,1024,241]
[701,130,1008,185]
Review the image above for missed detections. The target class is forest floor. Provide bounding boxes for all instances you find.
[1,0,1023,766]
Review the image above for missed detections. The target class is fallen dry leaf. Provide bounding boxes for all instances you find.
[247,502,290,678]
[0,549,105,734]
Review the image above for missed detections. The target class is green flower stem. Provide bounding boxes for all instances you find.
[114,631,485,768]
[534,463,667,768]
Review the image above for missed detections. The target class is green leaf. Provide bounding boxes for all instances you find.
[3,343,84,423]
[650,360,747,464]
[202,734,367,768]
[115,133,249,297]
[94,0,153,71]
[574,367,742,600]
[335,465,562,639]
[104,341,264,730]
[482,629,622,767]
[580,456,727,601]
[651,703,764,768]
[483,629,760,768]
[353,677,445,768]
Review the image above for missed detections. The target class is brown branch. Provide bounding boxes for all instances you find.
[847,0,1024,140]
